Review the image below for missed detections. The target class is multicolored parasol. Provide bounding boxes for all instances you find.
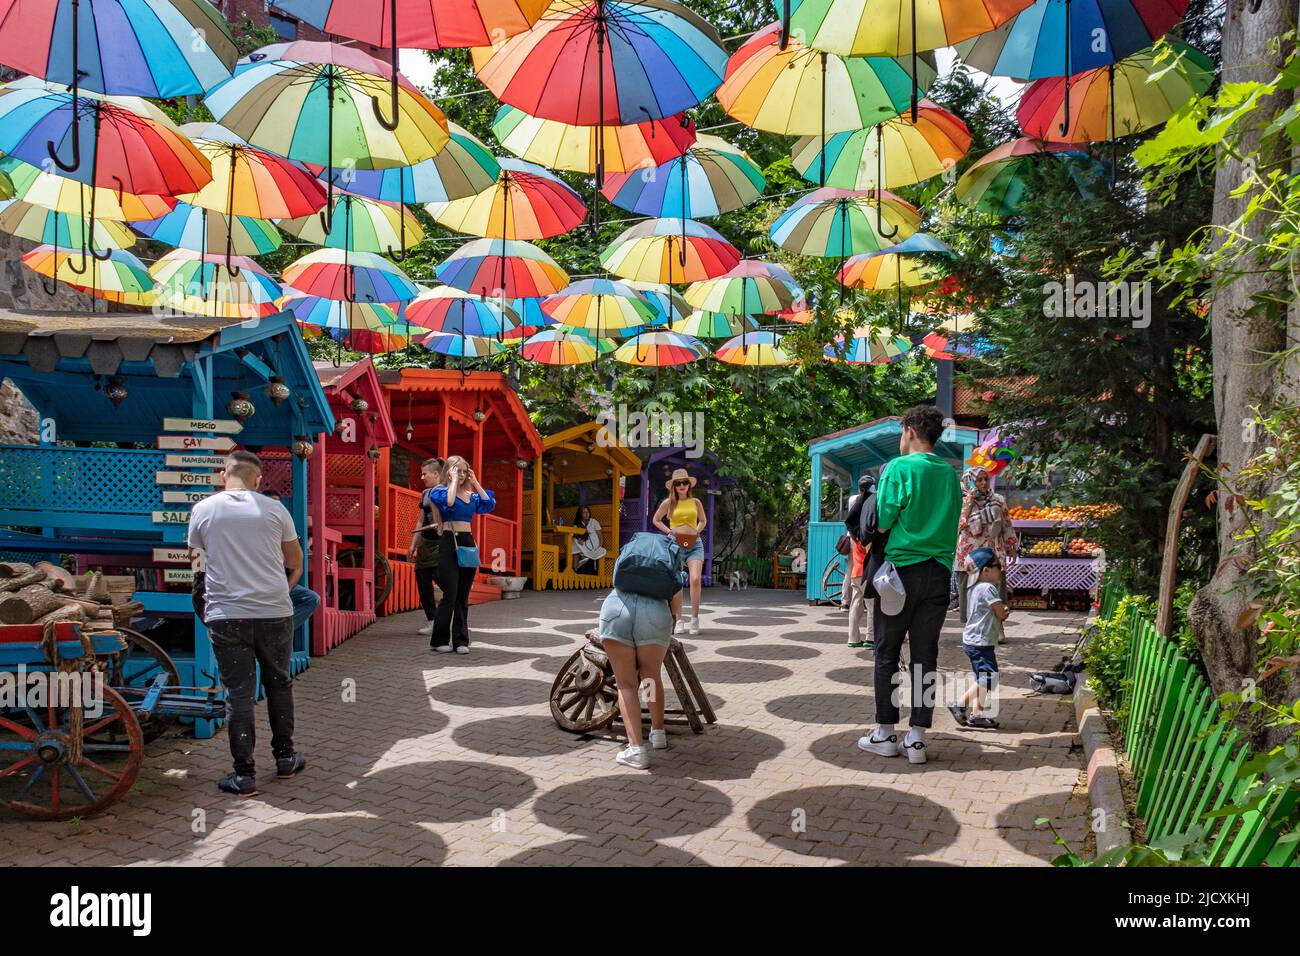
[281,194,424,255]
[600,134,764,220]
[600,217,740,284]
[520,327,616,365]
[150,249,282,319]
[683,260,803,315]
[492,104,696,175]
[284,248,421,303]
[614,329,705,366]
[714,329,793,366]
[542,278,660,336]
[424,157,586,240]
[436,237,570,298]
[132,202,282,257]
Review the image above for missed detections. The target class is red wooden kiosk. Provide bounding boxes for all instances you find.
[306,359,396,654]
[374,369,542,610]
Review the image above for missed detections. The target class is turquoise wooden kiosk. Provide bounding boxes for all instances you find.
[806,416,980,602]
[0,310,335,738]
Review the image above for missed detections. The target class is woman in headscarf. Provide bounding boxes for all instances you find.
[956,465,1018,623]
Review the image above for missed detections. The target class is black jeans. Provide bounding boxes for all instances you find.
[415,564,440,621]
[208,617,295,777]
[872,559,951,728]
[433,531,477,648]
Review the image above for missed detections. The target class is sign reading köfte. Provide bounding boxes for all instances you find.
[152,511,190,524]
[152,547,193,565]
[162,489,214,504]
[164,568,195,584]
[165,453,221,468]
[162,418,243,435]
[156,435,237,452]
[155,471,221,486]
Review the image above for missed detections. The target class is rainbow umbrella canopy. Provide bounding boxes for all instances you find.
[954,136,1094,216]
[600,134,764,220]
[671,309,759,339]
[715,329,793,366]
[0,155,176,221]
[542,278,659,337]
[284,248,421,303]
[624,280,689,326]
[404,285,519,337]
[600,217,741,284]
[436,237,570,298]
[716,24,936,137]
[0,0,238,98]
[22,243,154,299]
[683,260,804,316]
[1017,40,1213,144]
[783,0,1036,55]
[425,157,586,240]
[132,201,282,257]
[770,188,922,262]
[0,198,135,251]
[521,327,616,365]
[279,291,403,335]
[615,329,705,366]
[791,100,971,189]
[150,249,282,319]
[492,104,697,174]
[839,232,954,289]
[281,194,424,255]
[423,331,509,358]
[825,325,913,364]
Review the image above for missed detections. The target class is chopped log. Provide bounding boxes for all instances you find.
[35,562,75,592]
[34,603,85,627]
[0,585,68,625]
[0,570,46,593]
[84,572,109,604]
[0,561,35,578]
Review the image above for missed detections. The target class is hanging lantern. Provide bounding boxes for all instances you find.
[367,446,381,461]
[605,467,613,477]
[515,458,528,470]
[350,397,370,414]
[291,435,314,459]
[227,391,256,424]
[406,424,414,442]
[266,376,291,406]
[473,406,486,423]
[585,442,595,454]
[104,376,129,409]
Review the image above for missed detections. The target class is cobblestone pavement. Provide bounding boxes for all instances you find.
[0,589,1090,866]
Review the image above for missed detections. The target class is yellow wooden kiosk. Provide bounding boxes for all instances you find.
[523,421,641,590]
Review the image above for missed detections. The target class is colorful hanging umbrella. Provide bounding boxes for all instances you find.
[436,237,570,298]
[181,138,327,219]
[922,313,994,358]
[542,278,660,336]
[422,332,510,357]
[509,296,557,330]
[0,0,238,98]
[670,310,759,339]
[22,243,153,298]
[280,292,403,335]
[791,100,971,189]
[0,80,211,195]
[825,326,912,363]
[520,327,616,365]
[132,202,281,257]
[776,301,815,324]
[471,0,728,128]
[624,280,689,326]
[770,188,922,259]
[284,248,421,303]
[600,217,740,284]
[716,24,936,137]
[954,136,1090,216]
[600,134,764,219]
[404,286,519,336]
[324,325,412,354]
[683,260,804,315]
[0,199,135,250]
[492,104,697,175]
[274,0,548,49]
[424,157,586,240]
[714,329,793,366]
[150,249,282,319]
[615,329,705,366]
[311,122,500,204]
[1017,40,1213,143]
[783,0,1036,56]
[0,155,175,221]
[281,194,424,254]
[839,232,953,288]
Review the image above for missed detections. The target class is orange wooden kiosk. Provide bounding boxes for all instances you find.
[375,369,542,610]
[307,359,396,655]
[523,421,642,591]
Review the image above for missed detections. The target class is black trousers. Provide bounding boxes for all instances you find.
[433,531,477,648]
[415,563,440,621]
[872,559,951,728]
[208,616,295,776]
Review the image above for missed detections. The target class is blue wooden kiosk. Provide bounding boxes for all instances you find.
[0,309,335,738]
[806,416,980,601]
[619,447,729,587]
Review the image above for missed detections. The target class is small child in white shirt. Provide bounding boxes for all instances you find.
[948,547,1010,729]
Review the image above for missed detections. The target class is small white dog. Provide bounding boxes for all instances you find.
[727,569,748,591]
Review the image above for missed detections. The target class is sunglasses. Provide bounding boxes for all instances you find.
[674,480,690,486]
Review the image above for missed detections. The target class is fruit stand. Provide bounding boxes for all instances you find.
[1004,504,1112,611]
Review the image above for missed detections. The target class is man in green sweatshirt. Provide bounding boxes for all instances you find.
[857,405,961,765]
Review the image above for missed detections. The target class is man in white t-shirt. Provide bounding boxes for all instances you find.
[188,450,306,796]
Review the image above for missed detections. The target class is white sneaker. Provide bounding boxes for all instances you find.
[674,617,688,634]
[615,745,649,770]
[434,644,453,653]
[688,617,700,635]
[648,729,668,750]
[455,645,469,655]
[856,732,901,757]
[418,622,434,635]
[900,733,928,765]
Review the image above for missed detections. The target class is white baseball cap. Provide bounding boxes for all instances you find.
[872,562,906,616]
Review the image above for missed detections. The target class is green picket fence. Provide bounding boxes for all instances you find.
[712,555,774,589]
[1111,601,1299,866]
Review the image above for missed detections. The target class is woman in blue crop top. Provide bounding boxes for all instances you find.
[428,454,496,653]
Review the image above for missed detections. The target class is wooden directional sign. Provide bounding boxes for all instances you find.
[152,511,190,525]
[155,471,221,486]
[162,489,214,504]
[152,547,193,565]
[164,568,195,584]
[165,453,221,469]
[163,417,243,435]
[157,435,236,452]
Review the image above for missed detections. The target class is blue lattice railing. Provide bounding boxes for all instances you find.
[0,444,171,535]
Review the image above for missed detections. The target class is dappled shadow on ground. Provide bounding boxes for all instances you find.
[689,661,792,685]
[766,692,871,726]
[223,814,449,866]
[996,791,1090,863]
[717,643,821,661]
[452,714,603,758]
[428,677,551,709]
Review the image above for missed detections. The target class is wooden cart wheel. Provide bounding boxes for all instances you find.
[106,627,180,743]
[0,684,143,821]
[821,553,847,606]
[338,549,394,611]
[549,649,620,734]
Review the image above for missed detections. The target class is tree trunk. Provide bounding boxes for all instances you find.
[0,585,66,624]
[1193,0,1297,698]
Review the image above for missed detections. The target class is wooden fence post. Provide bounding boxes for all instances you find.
[1156,434,1215,637]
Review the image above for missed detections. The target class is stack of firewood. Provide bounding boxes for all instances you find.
[0,562,143,630]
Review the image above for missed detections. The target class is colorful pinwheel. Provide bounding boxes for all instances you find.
[615,330,705,366]
[281,194,424,255]
[132,202,282,257]
[520,327,616,365]
[149,249,282,319]
[284,248,421,303]
[436,237,570,298]
[600,134,764,220]
[492,105,697,175]
[714,329,793,366]
[683,260,803,315]
[424,158,586,240]
[600,217,740,284]
[542,278,660,336]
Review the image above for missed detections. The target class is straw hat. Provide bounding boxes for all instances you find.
[665,467,697,491]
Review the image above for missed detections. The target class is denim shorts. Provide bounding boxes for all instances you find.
[679,537,705,564]
[963,643,999,688]
[598,589,673,648]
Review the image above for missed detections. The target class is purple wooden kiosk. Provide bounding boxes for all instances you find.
[618,447,727,586]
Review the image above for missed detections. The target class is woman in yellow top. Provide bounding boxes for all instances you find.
[652,467,707,635]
